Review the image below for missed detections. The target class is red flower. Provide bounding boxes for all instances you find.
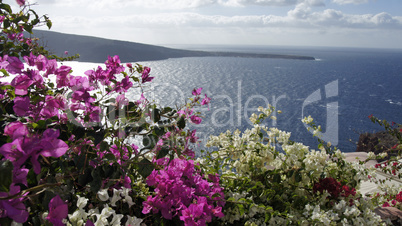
[396,191,402,203]
[313,177,342,198]
[341,185,356,197]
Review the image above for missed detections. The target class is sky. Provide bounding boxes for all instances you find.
[9,0,402,49]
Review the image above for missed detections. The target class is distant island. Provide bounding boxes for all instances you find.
[30,30,315,63]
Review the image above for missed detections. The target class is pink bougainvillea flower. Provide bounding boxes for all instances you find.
[212,206,224,218]
[143,158,225,224]
[192,87,202,96]
[7,33,16,41]
[39,128,69,158]
[1,126,68,174]
[190,115,202,124]
[120,76,133,91]
[141,67,154,83]
[13,167,29,186]
[0,138,30,170]
[23,52,36,66]
[6,56,24,74]
[201,94,211,109]
[105,55,124,75]
[180,203,206,225]
[55,65,72,88]
[34,54,48,71]
[11,74,33,95]
[16,33,24,42]
[115,94,129,107]
[16,0,25,6]
[136,93,147,106]
[13,96,30,117]
[113,76,133,93]
[0,184,29,223]
[24,68,44,89]
[0,59,9,69]
[87,104,101,123]
[4,121,26,138]
[40,95,66,119]
[45,59,58,77]
[47,195,68,226]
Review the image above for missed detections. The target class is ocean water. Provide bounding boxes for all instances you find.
[66,46,402,153]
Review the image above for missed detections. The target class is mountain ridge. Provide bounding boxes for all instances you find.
[30,30,315,63]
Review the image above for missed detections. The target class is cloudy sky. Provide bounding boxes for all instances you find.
[12,0,402,48]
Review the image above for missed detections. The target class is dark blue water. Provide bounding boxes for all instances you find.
[135,46,402,153]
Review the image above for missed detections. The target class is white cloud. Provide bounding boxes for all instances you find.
[218,0,298,7]
[49,9,401,30]
[36,0,325,9]
[27,0,402,48]
[331,0,370,5]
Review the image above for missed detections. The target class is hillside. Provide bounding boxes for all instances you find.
[30,30,315,63]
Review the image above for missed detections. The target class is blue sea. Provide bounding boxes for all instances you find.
[71,46,402,153]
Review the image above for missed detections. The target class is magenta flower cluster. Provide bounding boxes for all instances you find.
[142,158,225,225]
[177,87,211,126]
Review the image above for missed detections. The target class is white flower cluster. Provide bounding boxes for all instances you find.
[221,191,267,224]
[300,198,384,226]
[204,107,387,225]
[67,188,143,226]
[303,149,328,179]
[98,187,135,207]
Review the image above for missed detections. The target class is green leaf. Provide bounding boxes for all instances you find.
[22,24,32,33]
[237,204,245,216]
[162,107,173,114]
[152,108,161,123]
[6,89,15,100]
[138,158,154,178]
[78,167,92,186]
[0,3,12,13]
[102,164,115,178]
[142,134,156,149]
[0,69,9,77]
[99,141,109,152]
[0,217,13,225]
[0,160,13,192]
[46,17,52,29]
[287,170,294,178]
[3,19,10,29]
[177,116,186,129]
[295,171,302,183]
[90,167,102,193]
[104,153,116,161]
[156,147,169,159]
[153,126,165,136]
[273,174,281,183]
